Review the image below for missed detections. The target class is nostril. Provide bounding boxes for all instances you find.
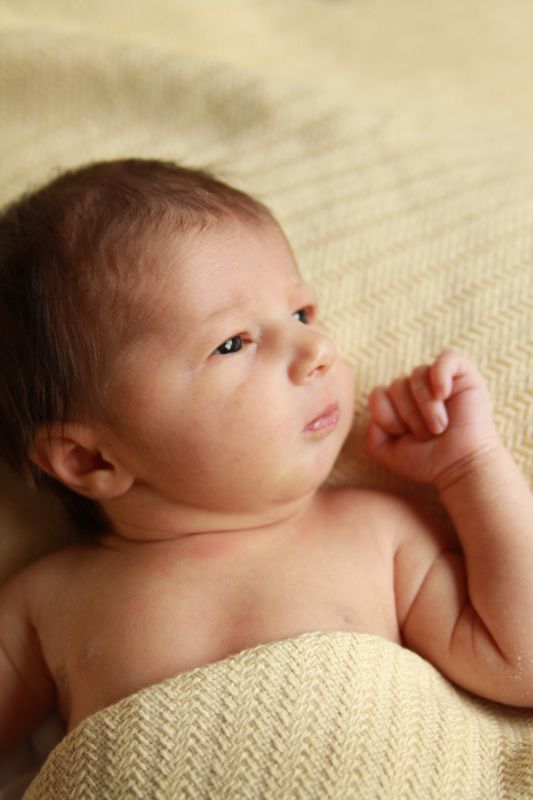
[309,364,325,379]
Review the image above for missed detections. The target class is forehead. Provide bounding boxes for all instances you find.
[184,218,299,281]
[154,219,303,319]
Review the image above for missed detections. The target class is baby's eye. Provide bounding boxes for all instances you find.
[213,335,244,356]
[293,306,312,324]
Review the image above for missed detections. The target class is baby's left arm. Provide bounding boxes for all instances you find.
[366,350,533,706]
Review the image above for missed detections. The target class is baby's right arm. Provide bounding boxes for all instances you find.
[0,568,56,754]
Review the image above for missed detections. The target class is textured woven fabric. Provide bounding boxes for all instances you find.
[23,632,533,799]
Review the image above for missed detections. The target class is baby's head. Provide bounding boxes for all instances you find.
[0,159,354,538]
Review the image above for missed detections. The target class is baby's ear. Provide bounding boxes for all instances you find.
[29,422,134,499]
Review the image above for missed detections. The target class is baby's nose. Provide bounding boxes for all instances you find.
[289,328,337,384]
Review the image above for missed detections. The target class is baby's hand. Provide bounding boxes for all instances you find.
[365,350,500,490]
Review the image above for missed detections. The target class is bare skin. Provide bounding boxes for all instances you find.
[4,486,404,734]
[1,220,532,756]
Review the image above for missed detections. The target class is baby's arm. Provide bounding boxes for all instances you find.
[0,570,56,754]
[366,350,533,706]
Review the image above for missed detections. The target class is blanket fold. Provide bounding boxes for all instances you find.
[23,631,532,799]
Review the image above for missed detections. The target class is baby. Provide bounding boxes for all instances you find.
[0,158,532,756]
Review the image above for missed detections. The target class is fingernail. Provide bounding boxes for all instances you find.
[433,415,447,434]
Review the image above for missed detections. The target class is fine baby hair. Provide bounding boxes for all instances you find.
[0,158,272,534]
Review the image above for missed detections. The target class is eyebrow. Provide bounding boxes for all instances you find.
[204,300,248,324]
[203,281,309,325]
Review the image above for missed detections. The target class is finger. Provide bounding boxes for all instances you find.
[365,420,392,456]
[368,386,408,435]
[409,365,449,435]
[429,349,470,400]
[388,377,430,441]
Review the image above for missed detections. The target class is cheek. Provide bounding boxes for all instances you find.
[334,357,355,403]
[200,364,283,425]
[212,397,287,453]
[187,376,292,462]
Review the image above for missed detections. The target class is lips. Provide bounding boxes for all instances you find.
[304,402,340,433]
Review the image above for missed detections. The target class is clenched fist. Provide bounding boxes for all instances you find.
[365,350,500,490]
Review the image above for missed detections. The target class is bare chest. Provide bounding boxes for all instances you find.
[43,518,399,729]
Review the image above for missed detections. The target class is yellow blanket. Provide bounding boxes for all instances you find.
[23,632,533,799]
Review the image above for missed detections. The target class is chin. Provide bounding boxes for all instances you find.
[305,433,347,490]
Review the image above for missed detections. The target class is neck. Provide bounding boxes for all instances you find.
[99,485,318,545]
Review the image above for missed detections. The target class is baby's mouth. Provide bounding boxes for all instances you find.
[304,402,340,433]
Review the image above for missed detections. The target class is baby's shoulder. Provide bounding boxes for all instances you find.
[4,540,102,616]
[17,539,93,578]
[0,544,81,657]
[317,485,442,549]
[318,484,420,522]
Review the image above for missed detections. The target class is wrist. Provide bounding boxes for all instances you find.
[435,438,504,498]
